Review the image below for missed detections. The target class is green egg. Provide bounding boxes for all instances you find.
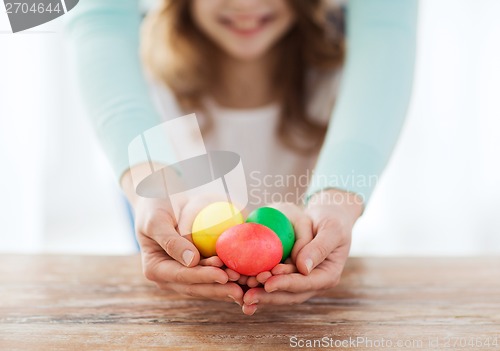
[246,207,295,262]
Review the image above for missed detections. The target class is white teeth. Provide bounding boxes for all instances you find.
[232,19,260,31]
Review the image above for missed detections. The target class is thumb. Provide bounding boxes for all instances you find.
[142,211,201,267]
[295,224,342,275]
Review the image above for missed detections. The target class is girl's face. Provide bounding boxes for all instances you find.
[191,0,296,61]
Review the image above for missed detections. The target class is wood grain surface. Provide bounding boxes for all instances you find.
[0,255,499,350]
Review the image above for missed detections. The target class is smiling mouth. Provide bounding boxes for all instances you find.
[218,13,276,36]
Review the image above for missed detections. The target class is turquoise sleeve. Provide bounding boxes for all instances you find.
[65,0,174,181]
[307,0,418,205]
[66,0,417,202]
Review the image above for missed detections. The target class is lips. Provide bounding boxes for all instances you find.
[218,13,275,36]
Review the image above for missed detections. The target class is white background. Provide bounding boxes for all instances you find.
[1,0,499,255]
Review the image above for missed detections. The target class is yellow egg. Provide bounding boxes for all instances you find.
[192,202,244,257]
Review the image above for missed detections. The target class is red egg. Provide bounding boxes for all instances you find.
[216,223,283,276]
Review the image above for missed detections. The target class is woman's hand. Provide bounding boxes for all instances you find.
[121,165,244,306]
[241,189,364,315]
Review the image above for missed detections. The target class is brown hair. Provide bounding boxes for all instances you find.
[141,0,344,154]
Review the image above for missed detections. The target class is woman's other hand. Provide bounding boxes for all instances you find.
[242,189,363,315]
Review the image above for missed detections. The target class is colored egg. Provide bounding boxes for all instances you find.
[192,202,244,257]
[216,223,283,276]
[246,207,295,262]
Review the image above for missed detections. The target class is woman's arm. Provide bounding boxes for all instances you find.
[65,0,175,182]
[308,0,418,205]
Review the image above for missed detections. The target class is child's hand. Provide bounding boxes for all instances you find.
[134,197,244,305]
[241,202,312,290]
[241,189,363,315]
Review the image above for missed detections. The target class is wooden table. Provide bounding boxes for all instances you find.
[1,255,499,350]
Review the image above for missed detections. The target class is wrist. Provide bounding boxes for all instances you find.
[120,163,180,219]
[120,162,158,209]
[307,188,364,220]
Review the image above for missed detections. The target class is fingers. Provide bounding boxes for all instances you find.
[294,220,344,275]
[256,271,272,284]
[199,256,224,267]
[200,256,242,282]
[270,263,298,275]
[264,249,348,293]
[288,217,313,264]
[236,271,271,287]
[145,257,228,285]
[225,268,240,282]
[242,303,258,316]
[243,271,273,287]
[161,282,244,306]
[246,276,260,288]
[242,287,315,315]
[263,271,323,293]
[142,211,201,267]
[242,270,274,287]
[238,275,249,286]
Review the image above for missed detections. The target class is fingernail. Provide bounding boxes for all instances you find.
[215,279,225,284]
[182,250,194,266]
[267,287,277,293]
[243,305,257,315]
[305,258,313,273]
[249,299,259,305]
[228,295,241,306]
